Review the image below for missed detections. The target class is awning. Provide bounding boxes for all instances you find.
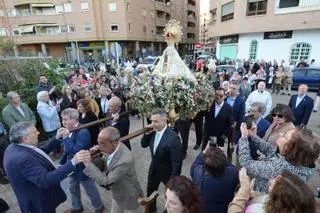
[19,25,34,33]
[35,23,58,27]
[31,3,54,7]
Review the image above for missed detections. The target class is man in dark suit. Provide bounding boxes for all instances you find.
[288,84,314,128]
[60,108,104,213]
[247,102,270,160]
[108,96,131,150]
[95,85,112,119]
[3,121,82,213]
[141,108,183,213]
[226,83,245,144]
[202,87,234,149]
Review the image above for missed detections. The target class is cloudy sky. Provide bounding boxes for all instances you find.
[200,0,209,14]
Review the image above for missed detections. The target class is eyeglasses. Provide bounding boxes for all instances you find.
[272,113,284,118]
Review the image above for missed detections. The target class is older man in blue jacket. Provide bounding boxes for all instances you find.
[3,121,82,213]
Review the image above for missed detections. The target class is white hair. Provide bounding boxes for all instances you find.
[36,91,49,102]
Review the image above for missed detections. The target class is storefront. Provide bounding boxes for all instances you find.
[217,34,239,60]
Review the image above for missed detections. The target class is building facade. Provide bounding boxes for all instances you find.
[199,12,215,53]
[0,0,199,62]
[208,0,320,63]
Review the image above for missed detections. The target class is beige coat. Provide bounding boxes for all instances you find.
[263,122,295,146]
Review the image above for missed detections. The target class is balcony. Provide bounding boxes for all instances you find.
[187,27,195,33]
[13,33,68,44]
[187,15,196,23]
[155,17,168,27]
[274,0,320,14]
[13,0,54,6]
[187,4,196,12]
[154,1,171,14]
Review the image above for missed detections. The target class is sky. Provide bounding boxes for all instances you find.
[200,0,209,14]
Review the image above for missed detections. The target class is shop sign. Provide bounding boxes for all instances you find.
[219,35,239,44]
[264,31,293,39]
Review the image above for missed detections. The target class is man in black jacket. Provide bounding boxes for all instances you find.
[141,108,183,213]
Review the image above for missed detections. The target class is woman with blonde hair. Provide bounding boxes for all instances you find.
[79,89,100,117]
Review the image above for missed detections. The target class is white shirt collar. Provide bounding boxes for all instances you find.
[215,101,224,108]
[107,143,120,166]
[157,125,167,136]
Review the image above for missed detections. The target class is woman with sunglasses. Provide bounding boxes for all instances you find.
[263,104,295,147]
[228,168,316,213]
[238,122,320,193]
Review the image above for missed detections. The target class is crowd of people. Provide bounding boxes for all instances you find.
[0,56,319,213]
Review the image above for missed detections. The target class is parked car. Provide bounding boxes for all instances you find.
[216,65,237,73]
[137,56,160,71]
[292,67,320,90]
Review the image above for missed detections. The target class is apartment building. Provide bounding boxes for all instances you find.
[209,0,320,63]
[199,12,215,53]
[0,0,199,62]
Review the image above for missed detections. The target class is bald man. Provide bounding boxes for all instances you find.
[288,84,314,127]
[108,96,131,150]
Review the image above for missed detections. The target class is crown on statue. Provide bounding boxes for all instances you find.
[164,19,183,44]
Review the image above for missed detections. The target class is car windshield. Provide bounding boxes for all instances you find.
[216,66,236,73]
[142,58,156,64]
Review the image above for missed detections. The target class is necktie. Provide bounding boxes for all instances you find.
[153,132,161,154]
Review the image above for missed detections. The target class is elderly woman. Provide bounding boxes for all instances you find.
[263,104,295,146]
[228,169,316,213]
[164,176,202,213]
[77,99,99,147]
[238,123,320,193]
[36,91,61,138]
[191,142,238,213]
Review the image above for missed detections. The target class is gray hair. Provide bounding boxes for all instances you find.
[61,108,79,121]
[151,108,167,118]
[36,91,49,102]
[101,126,120,143]
[6,91,19,101]
[9,121,34,144]
[109,96,122,109]
[251,102,266,114]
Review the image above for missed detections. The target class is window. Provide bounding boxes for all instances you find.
[63,3,72,12]
[127,3,130,11]
[108,3,117,12]
[290,42,311,62]
[307,69,320,77]
[59,25,68,33]
[221,1,234,22]
[110,24,118,32]
[279,0,299,8]
[84,23,92,32]
[0,28,6,36]
[81,2,89,11]
[142,9,147,17]
[143,25,147,33]
[7,9,16,17]
[55,5,64,14]
[128,23,131,31]
[0,9,4,17]
[210,8,217,22]
[249,40,258,60]
[12,28,20,36]
[68,24,76,33]
[247,0,267,16]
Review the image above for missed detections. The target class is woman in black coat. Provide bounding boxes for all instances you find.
[77,99,99,147]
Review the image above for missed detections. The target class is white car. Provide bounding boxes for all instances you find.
[137,56,160,71]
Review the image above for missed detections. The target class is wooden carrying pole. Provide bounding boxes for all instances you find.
[70,111,131,132]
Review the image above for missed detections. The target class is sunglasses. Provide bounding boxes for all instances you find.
[272,113,284,118]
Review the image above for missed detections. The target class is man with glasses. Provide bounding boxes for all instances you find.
[2,91,36,128]
[202,88,234,149]
[288,84,313,128]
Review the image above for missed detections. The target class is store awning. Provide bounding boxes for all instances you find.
[35,23,58,27]
[31,3,54,7]
[19,25,34,33]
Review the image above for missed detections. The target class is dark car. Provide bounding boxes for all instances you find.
[292,67,320,90]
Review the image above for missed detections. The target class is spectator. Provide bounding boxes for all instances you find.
[313,86,320,113]
[77,99,99,147]
[264,104,295,146]
[309,59,316,68]
[274,67,284,95]
[228,169,316,213]
[281,66,293,96]
[36,91,61,138]
[79,89,100,118]
[60,85,79,111]
[164,176,202,213]
[238,77,251,101]
[246,81,272,118]
[288,84,313,128]
[191,144,238,213]
[238,123,320,193]
[2,91,36,128]
[266,66,274,90]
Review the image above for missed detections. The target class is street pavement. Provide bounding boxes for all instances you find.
[1,91,319,213]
